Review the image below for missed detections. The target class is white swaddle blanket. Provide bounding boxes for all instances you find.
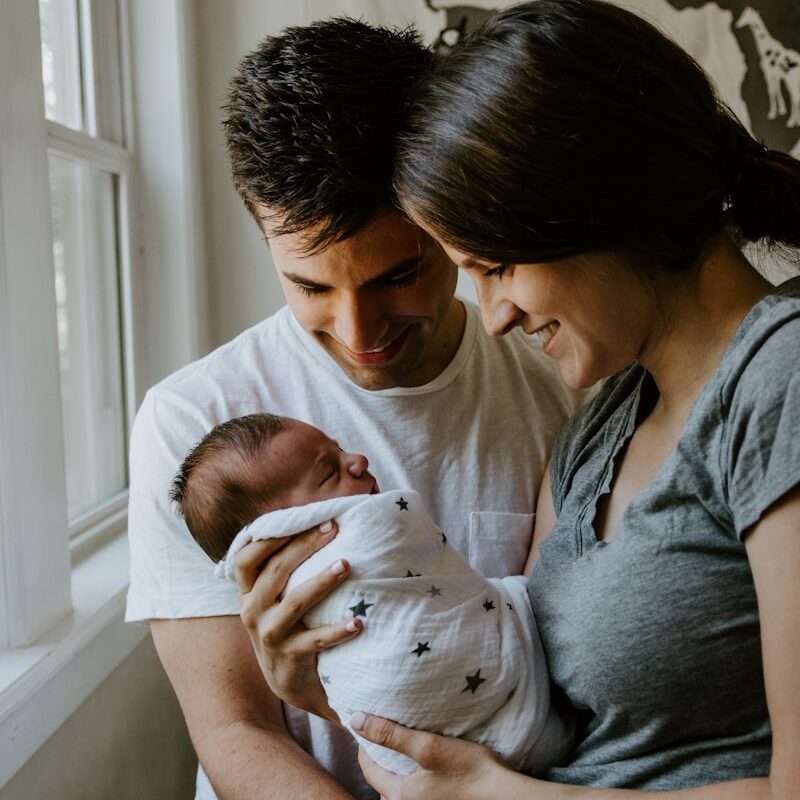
[218,489,571,775]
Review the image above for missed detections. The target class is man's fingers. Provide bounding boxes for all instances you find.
[351,714,435,768]
[233,537,290,595]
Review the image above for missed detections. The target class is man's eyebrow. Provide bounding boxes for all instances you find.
[281,257,422,291]
[282,272,329,290]
[361,257,421,287]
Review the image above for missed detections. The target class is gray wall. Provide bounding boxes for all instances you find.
[0,636,196,800]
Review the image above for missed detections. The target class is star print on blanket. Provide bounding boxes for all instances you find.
[217,489,572,776]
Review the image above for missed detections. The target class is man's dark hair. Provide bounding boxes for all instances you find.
[222,17,434,254]
[170,413,286,563]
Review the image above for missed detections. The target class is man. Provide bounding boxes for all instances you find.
[126,18,581,800]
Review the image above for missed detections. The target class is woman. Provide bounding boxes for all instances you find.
[235,1,800,797]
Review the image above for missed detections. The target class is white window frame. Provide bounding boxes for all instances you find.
[0,0,207,787]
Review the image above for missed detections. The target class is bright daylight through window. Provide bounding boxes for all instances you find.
[39,0,130,527]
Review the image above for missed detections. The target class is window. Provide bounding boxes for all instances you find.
[40,0,83,130]
[0,0,139,650]
[39,0,134,539]
[1,0,204,784]
[49,155,128,523]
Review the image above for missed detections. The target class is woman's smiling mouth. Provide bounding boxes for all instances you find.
[534,321,560,349]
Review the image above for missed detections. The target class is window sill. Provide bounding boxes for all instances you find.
[0,531,145,788]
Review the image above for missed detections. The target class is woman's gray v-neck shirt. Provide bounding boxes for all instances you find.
[528,277,800,789]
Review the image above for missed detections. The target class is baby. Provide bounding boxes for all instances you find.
[171,413,572,775]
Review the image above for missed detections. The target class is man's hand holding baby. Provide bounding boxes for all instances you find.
[233,520,363,724]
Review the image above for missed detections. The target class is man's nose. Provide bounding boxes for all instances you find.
[345,453,369,477]
[333,293,387,352]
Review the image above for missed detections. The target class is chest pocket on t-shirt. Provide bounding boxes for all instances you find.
[468,511,535,578]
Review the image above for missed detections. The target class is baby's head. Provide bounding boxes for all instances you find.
[171,413,379,562]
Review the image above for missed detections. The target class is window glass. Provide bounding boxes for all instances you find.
[48,154,127,520]
[39,0,83,130]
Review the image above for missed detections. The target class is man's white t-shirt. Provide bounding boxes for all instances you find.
[126,300,583,800]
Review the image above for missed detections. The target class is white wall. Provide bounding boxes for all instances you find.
[193,2,309,348]
[0,637,195,800]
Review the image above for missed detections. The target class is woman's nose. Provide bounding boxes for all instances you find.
[471,275,523,337]
[481,297,524,337]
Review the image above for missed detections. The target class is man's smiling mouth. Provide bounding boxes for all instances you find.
[342,328,411,366]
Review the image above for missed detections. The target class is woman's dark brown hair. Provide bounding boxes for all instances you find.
[395,0,800,270]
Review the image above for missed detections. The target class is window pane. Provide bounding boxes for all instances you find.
[39,0,83,130]
[49,155,127,521]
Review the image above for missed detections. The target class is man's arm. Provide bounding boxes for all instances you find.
[151,615,356,800]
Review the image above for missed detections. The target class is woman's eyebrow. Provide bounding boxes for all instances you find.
[460,256,497,270]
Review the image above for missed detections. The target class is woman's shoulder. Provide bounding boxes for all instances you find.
[719,277,800,404]
[715,278,800,537]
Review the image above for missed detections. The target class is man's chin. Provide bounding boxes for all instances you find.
[333,360,414,391]
[326,347,422,390]
[317,333,424,390]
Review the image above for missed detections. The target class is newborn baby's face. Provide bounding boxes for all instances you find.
[267,420,380,508]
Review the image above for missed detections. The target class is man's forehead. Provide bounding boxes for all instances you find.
[256,205,422,248]
[268,211,434,285]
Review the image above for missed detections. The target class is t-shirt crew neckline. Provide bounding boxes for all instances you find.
[287,298,479,397]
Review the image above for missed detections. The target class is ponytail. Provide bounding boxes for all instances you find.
[724,134,800,248]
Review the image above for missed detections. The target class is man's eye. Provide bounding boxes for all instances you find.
[296,284,328,297]
[384,271,418,288]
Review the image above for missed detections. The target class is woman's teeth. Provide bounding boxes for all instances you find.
[536,322,559,346]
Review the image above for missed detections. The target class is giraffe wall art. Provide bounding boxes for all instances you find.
[737,6,800,128]
[424,0,495,54]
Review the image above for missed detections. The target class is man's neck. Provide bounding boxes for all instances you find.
[402,298,466,387]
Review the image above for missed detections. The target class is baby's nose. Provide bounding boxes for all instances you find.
[346,453,369,477]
